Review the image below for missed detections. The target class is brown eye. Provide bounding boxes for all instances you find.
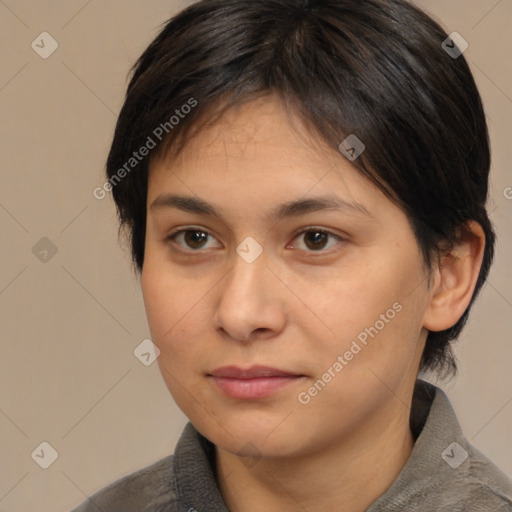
[290,228,343,252]
[183,230,208,248]
[303,231,329,250]
[167,229,221,251]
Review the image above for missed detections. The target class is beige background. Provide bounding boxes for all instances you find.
[0,1,511,510]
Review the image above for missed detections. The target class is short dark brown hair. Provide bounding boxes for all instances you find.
[105,0,495,377]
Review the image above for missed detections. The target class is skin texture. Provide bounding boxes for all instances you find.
[141,95,485,512]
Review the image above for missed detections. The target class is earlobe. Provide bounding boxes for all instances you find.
[422,221,485,332]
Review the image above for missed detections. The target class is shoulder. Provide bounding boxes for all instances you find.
[429,384,512,510]
[416,383,512,511]
[70,455,179,512]
[368,381,512,511]
[463,444,512,511]
[70,421,225,512]
[425,443,512,511]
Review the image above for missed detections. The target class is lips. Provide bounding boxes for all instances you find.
[208,365,305,399]
[208,365,302,379]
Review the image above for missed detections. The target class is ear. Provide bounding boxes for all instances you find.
[422,221,486,332]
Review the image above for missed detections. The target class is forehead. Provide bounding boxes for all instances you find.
[146,95,391,223]
[155,95,334,169]
[152,97,345,180]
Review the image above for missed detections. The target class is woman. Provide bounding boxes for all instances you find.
[73,0,512,510]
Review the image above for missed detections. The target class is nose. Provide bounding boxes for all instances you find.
[214,250,287,343]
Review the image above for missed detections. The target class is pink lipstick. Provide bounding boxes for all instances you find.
[208,365,305,399]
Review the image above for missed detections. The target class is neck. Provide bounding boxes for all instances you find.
[215,402,414,512]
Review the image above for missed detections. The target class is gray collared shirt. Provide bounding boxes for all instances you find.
[72,380,512,511]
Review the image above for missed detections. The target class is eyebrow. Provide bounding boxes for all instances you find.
[150,193,374,220]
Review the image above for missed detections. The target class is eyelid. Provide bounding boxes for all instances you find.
[166,226,223,251]
[164,225,346,253]
[288,226,346,251]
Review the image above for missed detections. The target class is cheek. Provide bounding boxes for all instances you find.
[140,243,221,421]
[142,261,190,349]
[141,267,171,341]
[305,253,426,370]
[141,260,215,376]
[299,265,397,338]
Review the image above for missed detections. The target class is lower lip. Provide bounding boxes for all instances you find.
[210,376,304,399]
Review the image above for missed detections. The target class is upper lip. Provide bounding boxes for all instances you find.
[208,365,303,379]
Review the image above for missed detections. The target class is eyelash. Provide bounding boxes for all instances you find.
[165,226,344,253]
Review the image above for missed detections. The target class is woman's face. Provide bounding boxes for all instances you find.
[141,95,434,459]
